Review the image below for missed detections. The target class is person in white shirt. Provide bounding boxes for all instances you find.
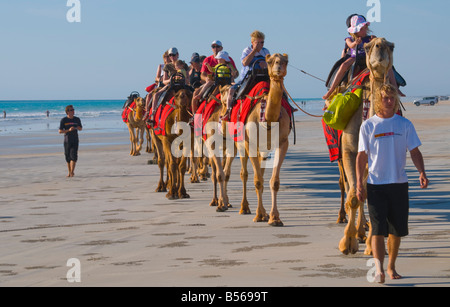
[221,30,270,121]
[356,84,428,284]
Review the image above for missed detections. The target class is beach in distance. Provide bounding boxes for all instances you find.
[0,99,449,288]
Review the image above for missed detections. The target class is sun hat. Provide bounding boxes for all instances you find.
[211,40,222,47]
[348,15,370,34]
[215,51,230,62]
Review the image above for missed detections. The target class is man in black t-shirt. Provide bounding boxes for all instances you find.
[59,105,82,177]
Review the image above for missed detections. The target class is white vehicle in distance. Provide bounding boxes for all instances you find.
[413,96,438,106]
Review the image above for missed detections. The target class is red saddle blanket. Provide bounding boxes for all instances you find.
[152,98,176,136]
[322,70,371,162]
[228,81,292,142]
[122,101,136,123]
[194,93,221,141]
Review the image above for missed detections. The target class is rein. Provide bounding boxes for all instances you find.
[282,83,323,118]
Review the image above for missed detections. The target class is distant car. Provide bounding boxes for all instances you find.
[414,96,438,106]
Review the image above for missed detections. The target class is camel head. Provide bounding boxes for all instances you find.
[364,37,394,78]
[219,85,232,108]
[266,53,288,81]
[173,88,192,110]
[135,97,145,109]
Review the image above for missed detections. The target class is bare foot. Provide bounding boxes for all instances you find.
[375,271,385,284]
[388,268,402,280]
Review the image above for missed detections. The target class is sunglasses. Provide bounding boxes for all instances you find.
[211,45,221,49]
[169,54,178,57]
[68,109,74,111]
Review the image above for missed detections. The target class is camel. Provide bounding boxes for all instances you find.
[221,53,291,226]
[333,37,395,255]
[125,97,147,156]
[194,88,235,212]
[151,88,193,200]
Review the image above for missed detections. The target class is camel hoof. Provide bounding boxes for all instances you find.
[339,236,359,255]
[253,214,269,223]
[166,193,178,200]
[240,208,251,215]
[216,206,228,212]
[268,219,284,227]
[209,198,218,207]
[179,193,190,199]
[336,217,348,224]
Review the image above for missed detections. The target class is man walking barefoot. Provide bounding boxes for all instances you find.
[356,84,428,283]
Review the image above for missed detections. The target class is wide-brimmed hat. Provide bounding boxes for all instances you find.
[215,51,230,62]
[348,15,370,34]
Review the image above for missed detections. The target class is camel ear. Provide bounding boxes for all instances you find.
[283,53,288,61]
[364,40,374,54]
[387,41,395,51]
[265,54,272,63]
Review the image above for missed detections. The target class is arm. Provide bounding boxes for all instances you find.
[410,147,429,188]
[242,41,264,67]
[155,64,162,83]
[346,37,361,50]
[356,150,368,202]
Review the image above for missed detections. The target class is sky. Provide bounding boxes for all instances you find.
[1,0,449,100]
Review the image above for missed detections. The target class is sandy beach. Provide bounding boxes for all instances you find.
[0,101,449,288]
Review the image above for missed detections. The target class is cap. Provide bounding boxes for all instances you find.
[211,40,222,47]
[168,47,178,55]
[190,52,200,63]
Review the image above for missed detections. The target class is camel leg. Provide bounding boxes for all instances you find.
[267,140,288,227]
[128,125,136,156]
[338,148,360,255]
[190,143,200,183]
[212,155,229,212]
[154,136,166,193]
[337,159,348,224]
[136,127,144,155]
[239,154,251,215]
[223,156,234,208]
[164,139,178,200]
[249,154,268,223]
[178,156,190,199]
[209,159,218,207]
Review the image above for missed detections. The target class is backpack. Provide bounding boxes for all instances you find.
[323,88,363,130]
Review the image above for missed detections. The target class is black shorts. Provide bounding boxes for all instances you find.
[367,183,409,237]
[64,140,79,163]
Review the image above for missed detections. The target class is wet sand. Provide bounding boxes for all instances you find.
[0,101,449,287]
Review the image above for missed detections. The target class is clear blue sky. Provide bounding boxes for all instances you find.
[1,0,449,100]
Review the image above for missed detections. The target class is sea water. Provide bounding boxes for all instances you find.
[0,100,127,136]
[0,98,325,155]
[0,98,326,136]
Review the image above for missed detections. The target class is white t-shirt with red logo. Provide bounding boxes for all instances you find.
[358,114,422,185]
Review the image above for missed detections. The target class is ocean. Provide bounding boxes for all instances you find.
[0,98,326,136]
